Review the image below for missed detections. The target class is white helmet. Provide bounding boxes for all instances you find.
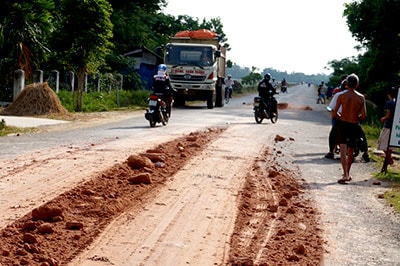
[158,64,167,72]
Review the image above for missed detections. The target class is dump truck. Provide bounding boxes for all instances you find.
[164,29,226,109]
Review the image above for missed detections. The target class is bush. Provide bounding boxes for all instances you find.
[0,119,6,130]
[57,89,150,112]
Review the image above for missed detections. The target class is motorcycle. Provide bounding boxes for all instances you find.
[144,94,171,127]
[281,85,287,93]
[253,96,278,124]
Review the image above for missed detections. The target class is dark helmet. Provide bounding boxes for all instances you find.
[264,73,271,80]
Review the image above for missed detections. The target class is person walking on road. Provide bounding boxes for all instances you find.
[317,81,327,104]
[225,74,234,99]
[333,74,367,184]
[325,79,370,162]
[378,87,397,168]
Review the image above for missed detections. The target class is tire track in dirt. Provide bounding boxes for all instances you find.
[228,136,324,265]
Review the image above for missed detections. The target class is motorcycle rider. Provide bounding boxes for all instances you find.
[152,64,173,116]
[225,74,234,98]
[281,78,288,93]
[257,73,278,115]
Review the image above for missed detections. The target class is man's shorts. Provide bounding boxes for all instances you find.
[336,120,359,148]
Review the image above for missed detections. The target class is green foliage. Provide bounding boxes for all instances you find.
[57,89,150,112]
[326,58,360,87]
[52,0,113,73]
[0,119,35,136]
[361,123,381,145]
[385,188,400,213]
[343,0,400,97]
[52,0,114,111]
[0,0,55,91]
[0,119,5,130]
[363,100,380,125]
[241,66,263,85]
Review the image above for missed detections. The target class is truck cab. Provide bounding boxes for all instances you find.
[164,34,226,109]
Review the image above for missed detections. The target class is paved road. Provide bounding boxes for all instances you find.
[277,85,400,265]
[0,115,69,128]
[1,84,400,265]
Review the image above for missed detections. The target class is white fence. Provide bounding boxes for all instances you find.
[12,69,123,101]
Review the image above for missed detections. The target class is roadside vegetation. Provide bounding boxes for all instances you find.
[0,118,36,136]
[57,89,150,112]
[362,111,400,213]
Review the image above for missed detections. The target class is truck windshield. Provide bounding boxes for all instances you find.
[165,45,214,67]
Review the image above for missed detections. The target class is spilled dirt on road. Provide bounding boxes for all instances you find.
[0,128,323,265]
[228,145,323,265]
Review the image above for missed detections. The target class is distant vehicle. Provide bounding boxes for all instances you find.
[164,29,227,109]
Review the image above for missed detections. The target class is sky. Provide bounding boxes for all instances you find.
[162,0,361,75]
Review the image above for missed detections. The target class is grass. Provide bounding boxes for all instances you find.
[363,121,400,213]
[57,89,150,112]
[385,186,400,213]
[0,119,36,136]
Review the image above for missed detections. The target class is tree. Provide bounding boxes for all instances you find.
[326,57,360,88]
[0,0,54,100]
[200,17,230,50]
[108,1,167,54]
[51,0,113,111]
[344,0,400,90]
[241,66,262,85]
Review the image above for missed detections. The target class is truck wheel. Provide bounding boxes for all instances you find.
[174,96,185,106]
[215,84,224,107]
[207,91,214,109]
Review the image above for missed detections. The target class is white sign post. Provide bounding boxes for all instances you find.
[382,98,400,173]
[389,99,400,147]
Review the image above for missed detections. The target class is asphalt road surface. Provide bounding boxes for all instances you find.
[1,84,399,265]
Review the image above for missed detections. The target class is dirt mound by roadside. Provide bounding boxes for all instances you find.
[0,82,68,116]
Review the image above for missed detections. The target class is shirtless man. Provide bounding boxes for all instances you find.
[333,73,367,184]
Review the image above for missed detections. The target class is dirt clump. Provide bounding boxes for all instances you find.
[0,128,225,265]
[0,82,68,116]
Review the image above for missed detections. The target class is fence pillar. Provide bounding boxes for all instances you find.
[50,70,59,93]
[118,74,123,91]
[13,69,25,100]
[33,69,43,83]
[84,73,88,93]
[97,74,101,92]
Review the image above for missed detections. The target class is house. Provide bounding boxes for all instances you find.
[124,47,163,90]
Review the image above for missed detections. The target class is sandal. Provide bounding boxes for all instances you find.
[337,176,352,184]
[337,179,349,184]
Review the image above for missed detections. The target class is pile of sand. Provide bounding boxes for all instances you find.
[0,82,68,116]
